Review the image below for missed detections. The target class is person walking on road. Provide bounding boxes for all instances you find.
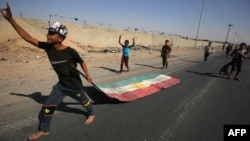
[203,41,213,64]
[161,40,172,69]
[225,44,233,57]
[0,3,95,140]
[228,43,248,81]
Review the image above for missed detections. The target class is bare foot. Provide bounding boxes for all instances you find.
[28,131,49,140]
[85,115,95,125]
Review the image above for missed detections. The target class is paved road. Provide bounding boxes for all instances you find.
[1,52,250,141]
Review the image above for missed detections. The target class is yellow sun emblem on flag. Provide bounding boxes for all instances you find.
[133,82,145,89]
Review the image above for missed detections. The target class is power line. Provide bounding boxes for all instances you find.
[207,0,245,44]
[211,0,225,20]
[194,0,205,48]
[206,0,227,24]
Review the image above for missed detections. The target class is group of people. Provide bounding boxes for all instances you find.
[203,41,248,81]
[118,36,172,73]
[0,3,172,140]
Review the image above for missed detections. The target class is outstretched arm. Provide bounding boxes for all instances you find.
[131,37,135,47]
[0,3,39,47]
[118,34,123,46]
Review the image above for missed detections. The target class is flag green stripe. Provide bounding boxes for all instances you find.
[96,74,170,89]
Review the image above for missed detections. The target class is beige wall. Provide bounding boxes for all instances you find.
[62,21,224,49]
[0,17,223,49]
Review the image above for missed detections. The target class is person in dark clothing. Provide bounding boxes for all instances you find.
[0,3,95,140]
[203,42,213,64]
[225,44,233,57]
[161,40,172,69]
[228,43,248,81]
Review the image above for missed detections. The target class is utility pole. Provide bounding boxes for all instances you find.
[222,24,233,50]
[194,0,205,48]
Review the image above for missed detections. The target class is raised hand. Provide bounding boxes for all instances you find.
[0,3,13,21]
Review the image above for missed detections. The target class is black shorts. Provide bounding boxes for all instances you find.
[231,58,242,72]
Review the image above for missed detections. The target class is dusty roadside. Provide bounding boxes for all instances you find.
[0,46,204,106]
[0,46,205,134]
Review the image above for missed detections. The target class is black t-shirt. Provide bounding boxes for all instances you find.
[38,42,84,89]
[161,45,171,57]
[231,48,246,62]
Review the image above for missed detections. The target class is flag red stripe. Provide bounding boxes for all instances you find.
[106,77,180,101]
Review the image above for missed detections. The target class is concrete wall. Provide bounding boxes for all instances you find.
[64,21,223,49]
[0,17,224,49]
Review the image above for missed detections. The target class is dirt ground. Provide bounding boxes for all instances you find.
[0,42,204,107]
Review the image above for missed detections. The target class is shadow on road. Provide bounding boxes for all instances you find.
[186,70,227,79]
[10,87,120,115]
[179,59,203,64]
[99,66,118,73]
[10,92,89,116]
[135,63,161,69]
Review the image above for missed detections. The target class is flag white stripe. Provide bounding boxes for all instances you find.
[100,75,171,94]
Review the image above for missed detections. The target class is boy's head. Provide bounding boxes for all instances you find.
[165,40,169,45]
[47,22,68,39]
[124,40,129,46]
[239,43,246,49]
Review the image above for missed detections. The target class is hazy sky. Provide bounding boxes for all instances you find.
[1,0,249,44]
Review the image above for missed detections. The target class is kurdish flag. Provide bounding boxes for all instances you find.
[96,74,180,101]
